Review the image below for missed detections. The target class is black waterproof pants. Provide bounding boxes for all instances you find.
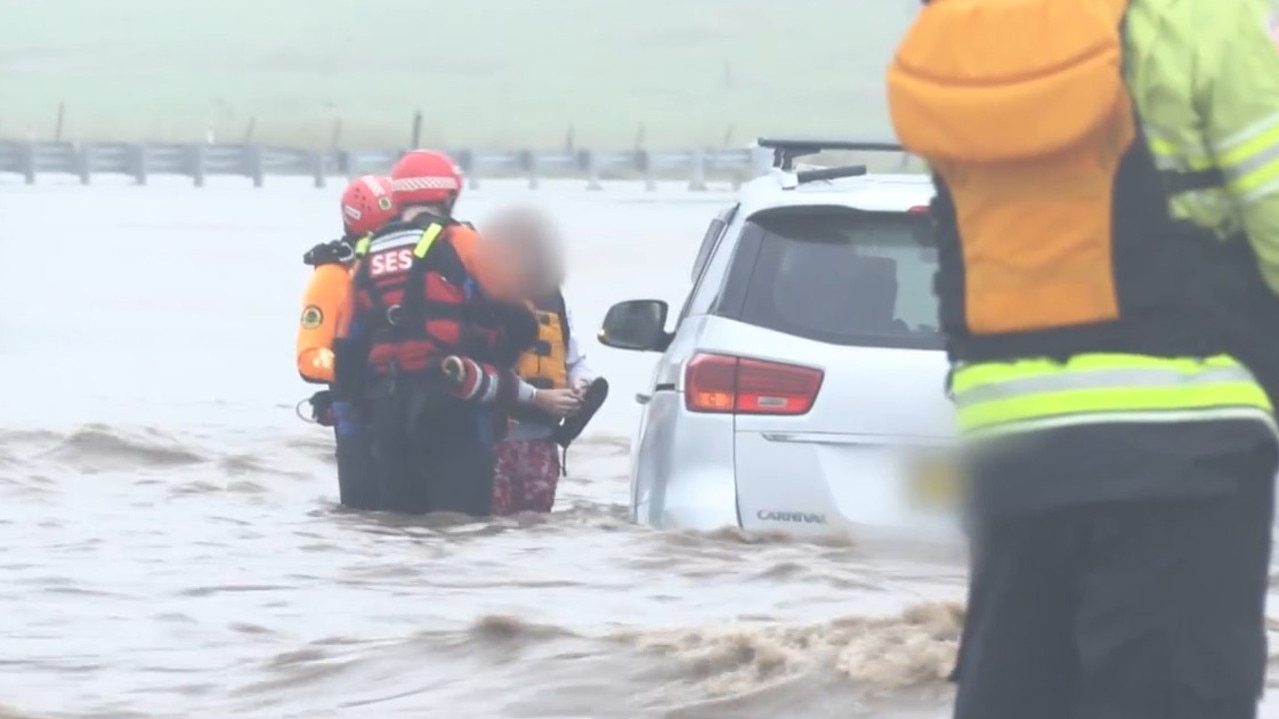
[366,376,496,517]
[332,400,378,510]
[954,458,1276,719]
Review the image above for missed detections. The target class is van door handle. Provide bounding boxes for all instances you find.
[636,393,651,405]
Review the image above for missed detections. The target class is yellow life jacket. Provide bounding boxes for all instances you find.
[517,292,569,390]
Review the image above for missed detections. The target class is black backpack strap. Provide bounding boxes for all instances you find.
[1160,167,1225,195]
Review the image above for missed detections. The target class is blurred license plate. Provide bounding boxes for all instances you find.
[908,457,959,510]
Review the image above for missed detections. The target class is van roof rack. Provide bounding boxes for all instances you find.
[756,137,906,171]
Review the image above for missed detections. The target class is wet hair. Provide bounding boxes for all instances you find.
[401,198,454,220]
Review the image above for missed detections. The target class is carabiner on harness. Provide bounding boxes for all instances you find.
[296,390,337,427]
[296,397,317,424]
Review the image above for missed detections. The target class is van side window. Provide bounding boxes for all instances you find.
[691,218,727,282]
[679,204,739,324]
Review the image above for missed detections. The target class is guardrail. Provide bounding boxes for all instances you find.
[0,140,771,191]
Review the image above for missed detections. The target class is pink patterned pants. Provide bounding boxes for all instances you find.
[492,439,561,515]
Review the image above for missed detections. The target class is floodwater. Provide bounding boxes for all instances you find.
[0,176,1274,718]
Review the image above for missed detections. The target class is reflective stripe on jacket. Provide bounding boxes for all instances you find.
[1129,0,1279,294]
[952,353,1273,437]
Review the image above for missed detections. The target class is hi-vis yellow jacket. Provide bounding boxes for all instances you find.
[1131,0,1279,294]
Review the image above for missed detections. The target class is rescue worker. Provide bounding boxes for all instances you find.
[886,2,1279,717]
[344,149,537,517]
[296,174,398,510]
[480,207,604,515]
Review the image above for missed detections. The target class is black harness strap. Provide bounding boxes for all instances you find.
[1160,167,1225,195]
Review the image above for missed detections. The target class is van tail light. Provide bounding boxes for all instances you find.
[684,353,823,415]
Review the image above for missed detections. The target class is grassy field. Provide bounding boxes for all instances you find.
[1,0,915,148]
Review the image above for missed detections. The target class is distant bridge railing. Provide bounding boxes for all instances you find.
[0,140,771,191]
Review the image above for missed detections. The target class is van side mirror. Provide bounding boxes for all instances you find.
[598,300,670,352]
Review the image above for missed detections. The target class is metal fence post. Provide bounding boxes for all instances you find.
[188,143,206,187]
[466,159,481,191]
[638,150,656,192]
[76,142,92,185]
[245,144,265,188]
[688,148,708,192]
[129,143,147,185]
[18,140,35,185]
[309,150,326,188]
[584,150,602,191]
[526,150,540,190]
[454,149,479,190]
[750,145,772,178]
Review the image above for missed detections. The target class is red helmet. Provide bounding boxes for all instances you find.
[340,175,397,235]
[390,150,463,208]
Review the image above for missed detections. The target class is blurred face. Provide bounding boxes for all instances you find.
[479,208,565,302]
[474,238,537,303]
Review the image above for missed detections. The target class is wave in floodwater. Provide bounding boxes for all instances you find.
[4,424,1279,718]
[0,423,977,718]
[218,604,965,719]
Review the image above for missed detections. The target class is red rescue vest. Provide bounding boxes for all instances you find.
[352,219,505,375]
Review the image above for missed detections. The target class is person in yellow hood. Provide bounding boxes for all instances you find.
[481,207,604,515]
[888,1,1279,717]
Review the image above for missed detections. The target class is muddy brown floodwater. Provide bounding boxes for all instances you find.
[1,178,1277,718]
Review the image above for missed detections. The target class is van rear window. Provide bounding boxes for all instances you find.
[721,206,942,350]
